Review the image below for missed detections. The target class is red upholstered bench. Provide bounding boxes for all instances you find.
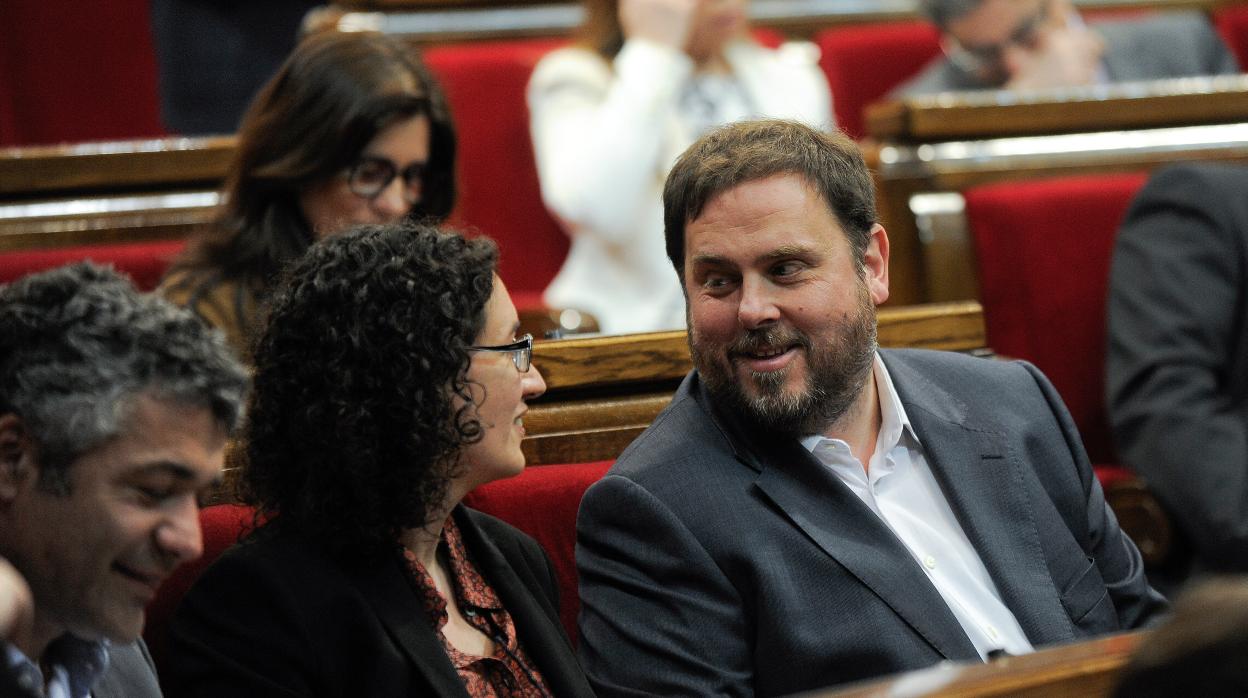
[423,39,568,310]
[0,239,185,290]
[464,460,613,646]
[964,174,1154,549]
[964,172,1149,472]
[1215,4,1248,70]
[813,21,941,140]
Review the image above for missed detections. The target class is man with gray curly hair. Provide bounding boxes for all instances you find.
[895,0,1238,96]
[0,263,247,698]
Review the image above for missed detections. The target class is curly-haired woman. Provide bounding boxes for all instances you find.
[162,222,594,697]
[161,30,456,359]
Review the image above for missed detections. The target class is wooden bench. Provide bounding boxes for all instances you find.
[818,630,1147,698]
[863,75,1248,306]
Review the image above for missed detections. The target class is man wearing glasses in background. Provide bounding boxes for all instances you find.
[894,0,1238,97]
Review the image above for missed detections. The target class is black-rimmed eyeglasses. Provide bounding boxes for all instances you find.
[344,156,426,204]
[469,334,533,373]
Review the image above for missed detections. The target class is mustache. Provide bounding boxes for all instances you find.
[727,326,811,357]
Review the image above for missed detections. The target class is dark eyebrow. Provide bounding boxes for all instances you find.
[757,245,815,266]
[689,253,733,269]
[128,461,222,489]
[691,246,816,270]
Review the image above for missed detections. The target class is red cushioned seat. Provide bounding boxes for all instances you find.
[814,22,941,140]
[1,0,163,145]
[965,172,1150,471]
[463,461,613,645]
[423,39,569,313]
[0,239,186,291]
[144,503,255,678]
[1215,5,1248,70]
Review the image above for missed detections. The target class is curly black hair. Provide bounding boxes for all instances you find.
[241,221,498,560]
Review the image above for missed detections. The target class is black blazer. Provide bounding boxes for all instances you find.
[163,506,594,697]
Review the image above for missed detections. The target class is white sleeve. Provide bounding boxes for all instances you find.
[528,41,693,244]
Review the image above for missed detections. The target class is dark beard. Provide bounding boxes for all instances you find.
[690,284,878,436]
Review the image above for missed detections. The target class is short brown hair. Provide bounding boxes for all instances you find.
[663,119,877,279]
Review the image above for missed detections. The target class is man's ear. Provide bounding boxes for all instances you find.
[0,414,35,503]
[863,223,890,306]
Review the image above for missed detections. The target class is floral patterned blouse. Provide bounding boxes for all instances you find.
[400,516,553,697]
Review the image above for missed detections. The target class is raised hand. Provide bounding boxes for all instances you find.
[619,0,701,53]
[1004,24,1105,89]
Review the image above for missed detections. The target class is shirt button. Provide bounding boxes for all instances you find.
[923,555,937,570]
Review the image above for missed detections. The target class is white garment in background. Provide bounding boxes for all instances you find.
[528,37,833,334]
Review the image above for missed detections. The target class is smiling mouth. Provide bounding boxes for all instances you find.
[733,346,798,373]
[113,563,163,593]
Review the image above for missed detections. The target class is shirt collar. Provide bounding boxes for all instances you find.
[4,636,110,698]
[800,353,921,455]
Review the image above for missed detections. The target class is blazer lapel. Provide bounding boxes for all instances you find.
[751,437,980,661]
[883,353,1073,646]
[454,508,589,698]
[348,557,470,698]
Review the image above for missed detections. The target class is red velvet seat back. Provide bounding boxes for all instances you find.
[463,461,613,645]
[144,503,255,678]
[1215,5,1248,70]
[814,22,941,140]
[0,239,186,291]
[0,0,164,146]
[964,173,1149,465]
[423,39,569,311]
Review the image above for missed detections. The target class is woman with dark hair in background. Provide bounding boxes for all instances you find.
[164,222,595,697]
[161,30,456,358]
[528,0,831,334]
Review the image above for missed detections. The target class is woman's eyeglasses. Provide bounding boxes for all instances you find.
[469,334,534,373]
[345,156,426,204]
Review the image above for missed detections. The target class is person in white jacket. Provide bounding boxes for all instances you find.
[529,0,832,334]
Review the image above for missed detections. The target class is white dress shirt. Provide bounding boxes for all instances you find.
[800,354,1034,660]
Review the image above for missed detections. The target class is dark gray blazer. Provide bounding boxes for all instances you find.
[577,349,1166,696]
[94,641,162,698]
[893,11,1239,97]
[1107,163,1248,575]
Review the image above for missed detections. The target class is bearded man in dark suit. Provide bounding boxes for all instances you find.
[575,119,1166,696]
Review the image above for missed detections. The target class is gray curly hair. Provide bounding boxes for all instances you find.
[0,262,248,493]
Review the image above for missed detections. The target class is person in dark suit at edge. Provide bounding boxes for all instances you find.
[575,119,1166,696]
[1107,163,1248,589]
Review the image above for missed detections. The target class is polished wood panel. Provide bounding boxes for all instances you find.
[0,136,234,199]
[819,631,1145,698]
[867,76,1248,142]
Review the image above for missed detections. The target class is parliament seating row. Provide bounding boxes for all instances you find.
[6,0,1248,148]
[152,500,1150,697]
[143,302,1172,677]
